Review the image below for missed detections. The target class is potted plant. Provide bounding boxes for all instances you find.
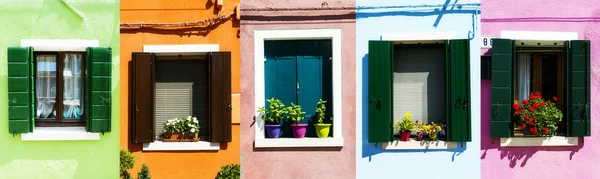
[257,98,286,138]
[313,99,331,138]
[182,116,200,141]
[163,118,182,141]
[394,111,416,141]
[286,103,307,138]
[513,92,562,136]
[416,122,444,141]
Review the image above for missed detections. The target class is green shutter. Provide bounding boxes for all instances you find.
[567,40,591,137]
[490,39,514,138]
[86,47,112,133]
[446,39,471,142]
[368,41,393,143]
[7,47,34,134]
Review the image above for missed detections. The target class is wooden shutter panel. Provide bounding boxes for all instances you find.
[490,38,514,138]
[86,47,112,133]
[7,47,34,134]
[367,41,393,143]
[132,53,155,143]
[209,52,232,142]
[446,39,472,142]
[566,40,591,137]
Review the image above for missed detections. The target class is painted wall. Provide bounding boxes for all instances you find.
[119,0,240,178]
[0,1,120,179]
[239,1,356,178]
[355,1,481,179]
[480,0,600,178]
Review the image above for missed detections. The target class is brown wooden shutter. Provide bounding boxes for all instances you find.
[132,53,155,143]
[209,52,232,142]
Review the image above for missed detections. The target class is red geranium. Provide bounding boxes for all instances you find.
[522,100,529,105]
[543,127,549,134]
[513,92,563,136]
[533,116,537,120]
[553,96,558,101]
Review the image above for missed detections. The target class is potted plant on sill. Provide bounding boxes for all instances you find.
[163,118,182,141]
[257,98,286,138]
[182,116,200,141]
[416,122,444,141]
[394,111,416,141]
[513,92,562,136]
[314,99,331,138]
[286,103,307,138]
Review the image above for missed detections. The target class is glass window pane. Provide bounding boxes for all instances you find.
[63,53,84,119]
[36,55,57,119]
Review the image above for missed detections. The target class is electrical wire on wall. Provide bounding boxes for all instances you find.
[120,5,239,30]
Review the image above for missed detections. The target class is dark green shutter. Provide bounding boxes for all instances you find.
[446,39,471,142]
[490,38,514,138]
[7,47,34,134]
[566,40,591,137]
[86,47,112,133]
[367,41,393,143]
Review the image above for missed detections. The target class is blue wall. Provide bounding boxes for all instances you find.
[355,1,481,178]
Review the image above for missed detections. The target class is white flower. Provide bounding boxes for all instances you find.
[190,128,196,133]
[193,119,198,123]
[193,117,197,120]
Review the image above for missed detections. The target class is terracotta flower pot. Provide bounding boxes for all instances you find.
[171,132,182,140]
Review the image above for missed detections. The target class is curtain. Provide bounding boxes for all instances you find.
[36,55,57,119]
[518,53,531,102]
[63,54,84,119]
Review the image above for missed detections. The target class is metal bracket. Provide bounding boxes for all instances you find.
[491,137,495,144]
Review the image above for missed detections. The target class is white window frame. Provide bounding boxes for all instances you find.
[377,32,461,150]
[19,39,100,141]
[498,30,579,147]
[140,44,221,151]
[254,29,344,148]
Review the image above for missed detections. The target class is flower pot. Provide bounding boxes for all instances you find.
[171,132,182,140]
[163,132,172,139]
[399,131,411,141]
[265,124,282,138]
[291,124,308,138]
[314,123,332,138]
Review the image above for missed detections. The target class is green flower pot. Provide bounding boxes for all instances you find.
[314,123,332,138]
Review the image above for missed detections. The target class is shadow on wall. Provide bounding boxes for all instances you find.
[360,54,466,162]
[42,0,85,29]
[480,80,583,168]
[356,0,480,40]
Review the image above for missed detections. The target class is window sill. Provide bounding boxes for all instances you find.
[142,141,220,151]
[254,137,344,148]
[500,136,579,147]
[21,127,100,141]
[381,139,458,150]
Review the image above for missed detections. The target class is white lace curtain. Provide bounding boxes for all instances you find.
[35,54,84,119]
[517,53,531,103]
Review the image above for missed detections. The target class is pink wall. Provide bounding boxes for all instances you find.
[239,1,356,179]
[481,0,600,178]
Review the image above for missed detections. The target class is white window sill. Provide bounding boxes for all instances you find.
[500,136,579,147]
[381,139,458,150]
[255,137,344,148]
[142,141,220,151]
[21,127,100,141]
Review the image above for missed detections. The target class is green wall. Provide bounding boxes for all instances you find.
[0,1,120,178]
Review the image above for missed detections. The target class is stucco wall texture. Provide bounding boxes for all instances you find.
[239,1,356,178]
[0,1,120,179]
[119,0,240,178]
[481,0,600,178]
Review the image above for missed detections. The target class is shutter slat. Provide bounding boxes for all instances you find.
[8,47,34,133]
[447,39,472,142]
[210,52,232,142]
[368,41,393,143]
[132,53,154,143]
[490,39,514,138]
[567,40,591,137]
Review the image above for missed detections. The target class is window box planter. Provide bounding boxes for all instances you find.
[162,132,199,142]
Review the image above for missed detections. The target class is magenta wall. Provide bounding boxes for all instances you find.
[481,0,600,178]
[239,1,356,178]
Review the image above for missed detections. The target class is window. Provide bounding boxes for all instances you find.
[490,39,591,141]
[131,52,232,144]
[263,40,333,138]
[7,44,112,135]
[367,40,471,144]
[34,52,86,127]
[481,56,491,80]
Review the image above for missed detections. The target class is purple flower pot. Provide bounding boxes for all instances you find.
[290,124,308,138]
[265,124,282,138]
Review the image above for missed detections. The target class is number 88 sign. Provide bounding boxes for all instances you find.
[481,36,494,48]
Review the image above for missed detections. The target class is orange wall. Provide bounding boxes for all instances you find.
[120,0,240,178]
